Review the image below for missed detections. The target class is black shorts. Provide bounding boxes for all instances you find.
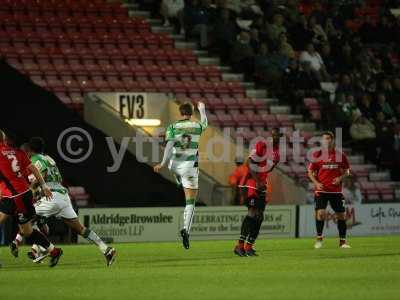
[245,191,267,210]
[315,192,345,213]
[0,190,36,224]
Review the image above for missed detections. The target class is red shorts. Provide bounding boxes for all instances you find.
[0,190,35,224]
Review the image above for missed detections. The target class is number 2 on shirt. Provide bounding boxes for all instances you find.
[7,154,22,177]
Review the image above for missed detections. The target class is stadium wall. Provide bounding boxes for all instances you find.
[77,203,400,243]
[78,205,297,243]
[299,203,400,237]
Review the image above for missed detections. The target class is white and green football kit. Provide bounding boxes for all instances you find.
[31,154,77,219]
[165,118,207,189]
[160,105,207,235]
[20,153,112,260]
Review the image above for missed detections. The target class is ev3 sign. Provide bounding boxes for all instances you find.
[117,93,147,119]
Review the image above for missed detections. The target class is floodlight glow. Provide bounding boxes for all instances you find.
[125,119,161,127]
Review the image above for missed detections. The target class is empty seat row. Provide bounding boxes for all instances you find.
[0,16,149,31]
[22,68,220,83]
[192,97,268,111]
[3,49,196,65]
[2,46,194,57]
[1,1,127,17]
[2,0,107,4]
[360,181,394,191]
[13,59,219,77]
[0,31,172,46]
[29,75,244,95]
[208,113,294,129]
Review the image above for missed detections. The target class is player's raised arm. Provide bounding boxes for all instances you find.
[197,101,208,130]
[27,164,53,200]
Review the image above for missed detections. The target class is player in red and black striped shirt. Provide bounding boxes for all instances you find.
[234,128,281,256]
[0,130,63,266]
[307,131,351,249]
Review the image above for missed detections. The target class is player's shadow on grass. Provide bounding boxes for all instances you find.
[134,256,240,268]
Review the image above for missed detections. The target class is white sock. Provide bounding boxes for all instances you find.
[32,244,48,257]
[47,243,55,253]
[15,233,23,244]
[183,204,195,233]
[85,229,108,254]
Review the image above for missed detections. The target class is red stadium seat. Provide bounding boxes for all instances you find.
[30,75,47,88]
[243,111,266,126]
[235,97,254,110]
[381,193,394,201]
[251,98,269,110]
[236,127,257,142]
[303,98,320,109]
[231,113,251,127]
[168,81,186,95]
[139,80,157,92]
[61,74,79,88]
[261,114,279,128]
[153,81,170,93]
[205,98,225,111]
[190,66,207,81]
[215,111,235,127]
[359,181,376,192]
[174,65,192,81]
[90,75,110,91]
[146,65,163,81]
[366,189,380,201]
[184,81,201,97]
[114,62,132,76]
[78,79,96,91]
[55,62,73,74]
[351,165,370,178]
[276,114,294,127]
[45,75,63,89]
[106,75,126,91]
[22,59,40,72]
[375,182,394,195]
[161,65,179,81]
[221,98,241,110]
[203,65,221,81]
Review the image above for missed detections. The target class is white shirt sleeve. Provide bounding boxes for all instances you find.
[160,140,175,167]
[198,106,208,130]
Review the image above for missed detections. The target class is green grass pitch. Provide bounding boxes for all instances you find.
[1,236,400,300]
